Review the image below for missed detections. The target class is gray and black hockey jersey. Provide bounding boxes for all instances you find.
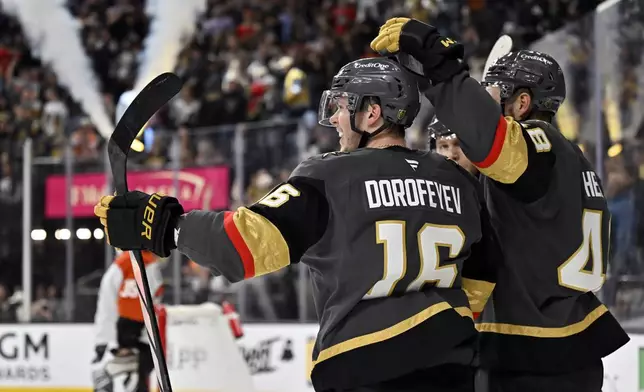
[426,70,630,373]
[175,146,500,390]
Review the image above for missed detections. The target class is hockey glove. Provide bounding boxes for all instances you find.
[370,17,467,83]
[94,191,184,257]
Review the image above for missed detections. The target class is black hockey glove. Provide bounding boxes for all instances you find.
[371,17,467,83]
[94,191,184,257]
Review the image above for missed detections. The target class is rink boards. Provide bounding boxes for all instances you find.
[0,323,317,392]
[0,323,639,392]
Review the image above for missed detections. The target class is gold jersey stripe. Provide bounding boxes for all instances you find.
[455,306,473,319]
[477,118,529,184]
[462,278,495,313]
[476,304,608,338]
[313,301,471,366]
[232,207,291,276]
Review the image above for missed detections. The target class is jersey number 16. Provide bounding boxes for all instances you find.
[364,221,465,299]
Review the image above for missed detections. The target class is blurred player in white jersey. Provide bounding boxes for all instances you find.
[92,250,164,392]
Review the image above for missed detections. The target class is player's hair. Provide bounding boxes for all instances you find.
[360,96,406,138]
[510,88,554,123]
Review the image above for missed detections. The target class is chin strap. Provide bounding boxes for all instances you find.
[350,115,390,148]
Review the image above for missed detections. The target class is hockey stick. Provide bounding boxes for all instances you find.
[482,35,513,80]
[107,72,183,392]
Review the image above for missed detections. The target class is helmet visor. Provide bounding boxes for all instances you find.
[427,116,453,140]
[480,80,516,105]
[318,90,360,127]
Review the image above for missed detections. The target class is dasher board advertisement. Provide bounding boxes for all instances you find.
[0,323,636,392]
[0,323,317,392]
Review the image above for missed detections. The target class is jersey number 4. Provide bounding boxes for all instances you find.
[558,209,606,292]
[364,221,465,299]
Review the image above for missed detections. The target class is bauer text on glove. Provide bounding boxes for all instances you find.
[94,191,184,257]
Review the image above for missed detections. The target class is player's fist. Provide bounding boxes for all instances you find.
[371,17,466,83]
[94,191,184,257]
[370,17,411,55]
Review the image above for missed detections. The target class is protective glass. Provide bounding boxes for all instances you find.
[318,90,360,127]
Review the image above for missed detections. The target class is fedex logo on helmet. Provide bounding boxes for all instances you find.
[354,62,390,71]
[520,53,552,66]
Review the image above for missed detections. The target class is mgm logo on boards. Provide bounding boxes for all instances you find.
[0,331,49,381]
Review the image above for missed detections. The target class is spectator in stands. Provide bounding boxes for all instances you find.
[29,284,64,322]
[0,152,19,203]
[604,149,639,307]
[0,283,17,323]
[195,138,226,167]
[282,53,311,118]
[631,138,644,262]
[170,85,201,127]
[71,118,101,162]
[607,151,638,267]
[246,168,275,204]
[0,155,12,195]
[41,88,68,157]
[167,125,196,168]
[143,136,169,170]
[41,88,67,137]
[31,284,51,322]
[219,80,248,125]
[45,284,64,320]
[182,260,215,304]
[0,115,11,157]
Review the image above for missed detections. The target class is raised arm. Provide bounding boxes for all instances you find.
[370,17,555,201]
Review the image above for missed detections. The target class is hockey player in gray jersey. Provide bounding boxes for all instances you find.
[372,17,629,392]
[94,57,501,392]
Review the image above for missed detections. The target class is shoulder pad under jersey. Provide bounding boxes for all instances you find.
[520,119,560,134]
[290,151,354,181]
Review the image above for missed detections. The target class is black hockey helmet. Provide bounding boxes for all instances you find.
[481,50,565,115]
[318,57,421,147]
[427,115,455,151]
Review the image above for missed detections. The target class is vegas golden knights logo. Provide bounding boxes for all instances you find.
[141,193,162,239]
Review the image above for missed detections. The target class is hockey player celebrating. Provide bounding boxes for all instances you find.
[94,56,501,392]
[427,116,478,177]
[92,250,163,392]
[371,17,629,392]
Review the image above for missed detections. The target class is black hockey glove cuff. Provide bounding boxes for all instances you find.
[106,191,184,257]
[399,19,468,83]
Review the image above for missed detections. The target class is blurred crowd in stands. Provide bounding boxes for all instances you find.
[5,0,644,323]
